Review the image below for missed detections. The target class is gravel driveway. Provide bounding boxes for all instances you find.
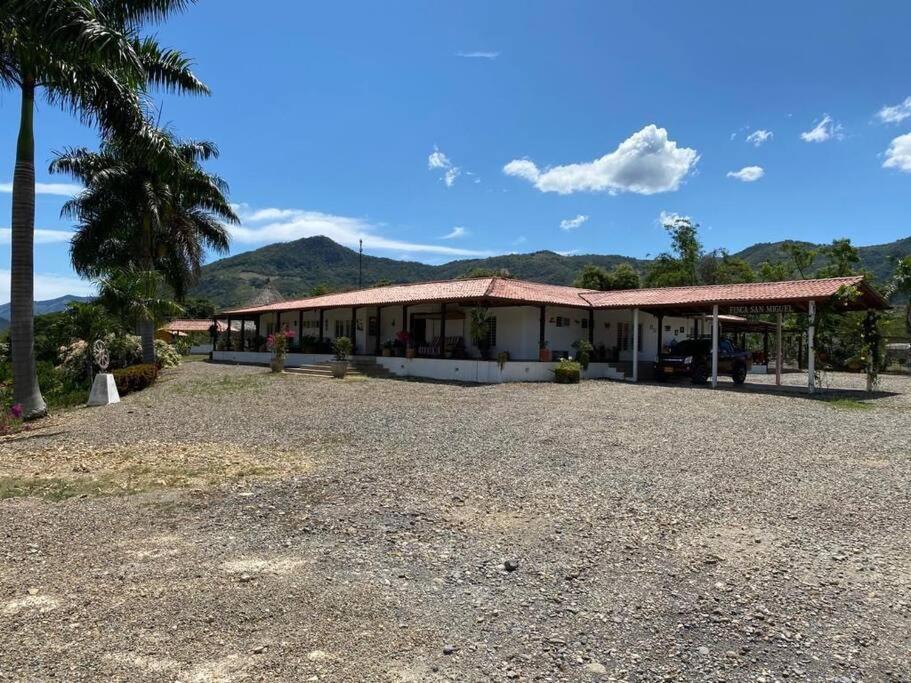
[2,361,909,682]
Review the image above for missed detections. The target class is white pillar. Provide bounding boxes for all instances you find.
[775,311,783,387]
[711,304,719,388]
[807,300,816,393]
[632,308,639,382]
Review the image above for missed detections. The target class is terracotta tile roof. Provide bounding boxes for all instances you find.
[220,275,887,316]
[160,319,224,333]
[582,276,886,310]
[222,277,597,315]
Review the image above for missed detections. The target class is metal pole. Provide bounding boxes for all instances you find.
[807,300,816,393]
[358,239,363,289]
[632,308,639,382]
[711,304,719,388]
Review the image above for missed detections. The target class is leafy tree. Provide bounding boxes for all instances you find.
[699,250,756,284]
[816,238,861,278]
[883,255,911,333]
[757,260,794,282]
[645,215,702,287]
[309,283,336,296]
[574,263,640,290]
[181,297,217,320]
[468,307,492,359]
[1,0,208,418]
[52,129,235,363]
[782,241,818,279]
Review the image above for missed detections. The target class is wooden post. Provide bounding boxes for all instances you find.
[632,308,639,382]
[775,313,782,386]
[711,304,719,388]
[226,317,233,350]
[588,309,594,345]
[656,314,664,355]
[439,303,447,358]
[351,307,358,354]
[254,316,260,351]
[375,306,382,355]
[298,309,303,348]
[539,306,546,356]
[807,300,816,393]
[318,309,324,345]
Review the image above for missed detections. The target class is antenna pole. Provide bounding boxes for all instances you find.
[359,239,363,288]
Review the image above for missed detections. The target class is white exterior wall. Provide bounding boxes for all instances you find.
[213,351,334,366]
[376,357,624,383]
[593,310,696,362]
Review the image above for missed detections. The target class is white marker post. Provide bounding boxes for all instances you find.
[711,304,719,388]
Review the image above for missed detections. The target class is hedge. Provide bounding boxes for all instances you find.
[112,363,159,395]
[553,360,581,384]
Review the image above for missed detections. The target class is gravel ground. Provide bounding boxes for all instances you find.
[1,361,910,682]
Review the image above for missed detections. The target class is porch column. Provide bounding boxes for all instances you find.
[375,306,382,355]
[226,316,233,350]
[588,309,594,345]
[439,303,447,358]
[632,308,639,382]
[403,305,410,347]
[318,309,324,344]
[775,313,782,386]
[807,300,816,393]
[298,309,303,346]
[711,304,719,388]
[254,316,260,348]
[539,306,546,355]
[763,330,769,365]
[656,313,664,355]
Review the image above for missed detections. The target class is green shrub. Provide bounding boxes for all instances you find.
[572,339,593,370]
[113,364,159,395]
[332,336,353,361]
[154,340,181,368]
[553,358,581,384]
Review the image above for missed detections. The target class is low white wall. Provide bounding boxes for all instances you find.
[189,343,213,354]
[212,351,334,366]
[375,357,625,383]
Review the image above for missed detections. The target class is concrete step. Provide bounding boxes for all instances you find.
[285,364,367,379]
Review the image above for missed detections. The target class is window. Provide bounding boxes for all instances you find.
[368,316,378,336]
[334,320,352,338]
[617,322,643,352]
[487,316,497,347]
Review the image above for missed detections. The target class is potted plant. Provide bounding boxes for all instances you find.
[469,307,492,360]
[538,340,551,362]
[572,338,593,370]
[331,336,353,378]
[266,328,295,372]
[381,340,394,357]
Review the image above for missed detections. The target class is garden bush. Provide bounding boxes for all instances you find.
[553,358,581,384]
[113,364,159,395]
[154,340,181,368]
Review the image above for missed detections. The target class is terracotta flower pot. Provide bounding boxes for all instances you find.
[382,348,392,357]
[405,348,416,359]
[330,360,348,378]
[539,348,551,362]
[270,357,285,373]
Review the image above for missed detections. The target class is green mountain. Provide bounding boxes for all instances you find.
[191,235,911,309]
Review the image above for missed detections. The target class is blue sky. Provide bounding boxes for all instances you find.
[2,0,911,301]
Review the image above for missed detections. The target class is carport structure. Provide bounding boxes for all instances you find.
[583,276,889,392]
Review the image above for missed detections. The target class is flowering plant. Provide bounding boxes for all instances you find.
[395,329,411,347]
[267,327,295,359]
[0,403,24,436]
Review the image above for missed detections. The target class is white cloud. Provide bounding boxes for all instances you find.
[230,204,490,257]
[658,211,692,228]
[876,97,911,124]
[455,51,499,59]
[0,228,73,244]
[800,114,843,143]
[428,146,462,187]
[0,269,95,304]
[883,132,911,173]
[0,181,81,196]
[502,124,699,195]
[559,214,589,231]
[745,129,773,146]
[441,226,467,239]
[726,165,765,182]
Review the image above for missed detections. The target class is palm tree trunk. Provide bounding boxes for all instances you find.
[10,80,47,419]
[139,318,156,365]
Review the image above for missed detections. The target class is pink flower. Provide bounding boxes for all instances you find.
[10,404,23,419]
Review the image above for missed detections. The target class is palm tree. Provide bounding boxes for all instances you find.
[51,129,237,363]
[1,0,208,418]
[98,268,184,352]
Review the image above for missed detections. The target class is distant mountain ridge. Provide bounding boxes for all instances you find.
[0,295,93,329]
[190,235,911,309]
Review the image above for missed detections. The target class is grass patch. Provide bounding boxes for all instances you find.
[171,372,271,396]
[825,398,873,411]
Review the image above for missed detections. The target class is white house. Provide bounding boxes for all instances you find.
[214,274,887,390]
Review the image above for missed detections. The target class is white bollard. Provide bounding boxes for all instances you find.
[87,373,121,407]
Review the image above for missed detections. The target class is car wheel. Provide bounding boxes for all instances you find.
[691,365,709,384]
[732,363,747,384]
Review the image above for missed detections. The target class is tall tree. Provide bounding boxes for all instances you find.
[817,238,861,278]
[574,263,640,290]
[1,0,208,417]
[781,241,818,279]
[52,130,236,363]
[645,215,703,287]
